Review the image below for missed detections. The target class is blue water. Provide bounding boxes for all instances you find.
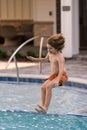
[0,82,87,130]
[0,111,87,130]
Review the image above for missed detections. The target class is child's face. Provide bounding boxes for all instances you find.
[47,44,57,54]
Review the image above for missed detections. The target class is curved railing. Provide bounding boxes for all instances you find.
[5,36,39,69]
[5,35,49,83]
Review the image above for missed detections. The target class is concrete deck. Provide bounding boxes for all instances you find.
[0,53,87,85]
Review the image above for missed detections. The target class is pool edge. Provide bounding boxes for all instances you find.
[0,74,87,89]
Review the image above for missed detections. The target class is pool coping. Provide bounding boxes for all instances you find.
[1,110,87,117]
[0,73,87,89]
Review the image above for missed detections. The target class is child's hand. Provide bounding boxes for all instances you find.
[53,80,59,87]
[26,56,34,61]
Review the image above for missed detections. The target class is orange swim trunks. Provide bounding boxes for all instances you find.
[46,71,68,86]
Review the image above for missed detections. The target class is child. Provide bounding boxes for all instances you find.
[26,33,68,114]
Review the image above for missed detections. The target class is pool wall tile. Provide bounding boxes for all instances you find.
[0,76,87,89]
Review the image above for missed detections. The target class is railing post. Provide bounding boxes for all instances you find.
[13,56,19,84]
[39,37,44,74]
[5,36,39,84]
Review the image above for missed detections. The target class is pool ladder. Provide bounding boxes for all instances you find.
[5,36,49,83]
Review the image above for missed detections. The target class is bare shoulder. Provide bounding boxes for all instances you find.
[60,52,64,59]
[57,52,65,62]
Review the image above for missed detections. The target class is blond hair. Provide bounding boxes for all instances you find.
[47,33,65,51]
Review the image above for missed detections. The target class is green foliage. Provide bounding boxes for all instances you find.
[16,52,23,59]
[0,50,8,58]
[41,54,46,58]
[11,50,23,59]
[27,50,46,58]
[27,51,38,57]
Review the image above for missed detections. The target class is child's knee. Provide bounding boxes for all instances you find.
[41,84,46,90]
[46,85,52,90]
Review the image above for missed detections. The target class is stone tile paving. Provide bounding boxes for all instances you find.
[0,58,87,80]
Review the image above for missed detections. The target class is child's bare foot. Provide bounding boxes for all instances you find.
[37,105,47,114]
[35,106,42,113]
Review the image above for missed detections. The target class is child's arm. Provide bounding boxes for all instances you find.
[26,53,49,62]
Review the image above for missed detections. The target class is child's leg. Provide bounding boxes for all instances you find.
[36,80,54,113]
[41,88,46,106]
[44,83,53,110]
[41,80,50,107]
[41,81,53,111]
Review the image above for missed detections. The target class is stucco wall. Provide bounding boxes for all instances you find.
[33,0,56,46]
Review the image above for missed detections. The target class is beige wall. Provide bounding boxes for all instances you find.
[33,0,56,33]
[0,0,55,48]
[33,0,53,21]
[0,0,33,20]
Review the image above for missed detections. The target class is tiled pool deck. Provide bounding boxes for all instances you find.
[0,56,87,86]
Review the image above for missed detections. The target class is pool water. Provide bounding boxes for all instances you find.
[0,111,87,130]
[0,82,87,130]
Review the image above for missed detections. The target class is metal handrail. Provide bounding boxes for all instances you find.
[5,36,39,69]
[39,37,44,74]
[5,35,49,83]
[13,56,19,83]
